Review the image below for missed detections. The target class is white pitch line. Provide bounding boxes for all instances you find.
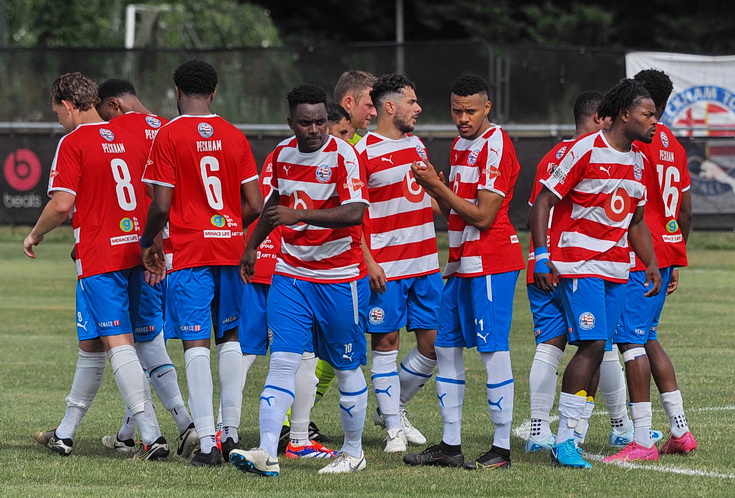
[514,405,735,479]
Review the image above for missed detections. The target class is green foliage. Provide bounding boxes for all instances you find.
[522,1,614,46]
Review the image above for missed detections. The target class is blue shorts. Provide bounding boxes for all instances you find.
[615,267,672,344]
[165,266,243,341]
[367,272,442,333]
[76,266,160,341]
[268,274,368,370]
[435,271,519,352]
[239,282,270,356]
[527,284,566,345]
[558,277,625,349]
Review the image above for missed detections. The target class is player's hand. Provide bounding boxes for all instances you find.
[533,259,559,291]
[643,264,662,297]
[144,268,165,286]
[266,205,299,227]
[666,268,679,296]
[142,243,165,276]
[23,232,43,259]
[239,248,257,284]
[367,260,387,293]
[411,160,443,191]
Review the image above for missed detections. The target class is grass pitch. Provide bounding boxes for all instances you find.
[1,226,734,496]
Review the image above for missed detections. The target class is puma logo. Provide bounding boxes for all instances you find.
[599,165,611,176]
[380,155,394,165]
[476,332,489,343]
[260,395,275,406]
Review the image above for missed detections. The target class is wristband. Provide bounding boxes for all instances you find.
[140,235,155,249]
[534,258,552,274]
[534,247,550,261]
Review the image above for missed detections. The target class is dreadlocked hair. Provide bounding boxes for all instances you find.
[597,79,651,120]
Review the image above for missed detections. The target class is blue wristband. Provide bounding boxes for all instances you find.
[534,247,549,261]
[535,258,552,274]
[140,235,154,249]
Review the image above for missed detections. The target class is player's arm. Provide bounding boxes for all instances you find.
[23,191,76,259]
[241,192,280,284]
[411,160,450,218]
[411,159,501,229]
[140,185,172,275]
[241,179,263,228]
[678,189,692,244]
[361,233,386,293]
[529,188,560,291]
[628,205,661,297]
[266,201,366,229]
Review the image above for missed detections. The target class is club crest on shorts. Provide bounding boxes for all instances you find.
[369,307,385,325]
[468,149,480,165]
[99,128,115,141]
[267,328,274,345]
[146,116,162,128]
[198,122,214,138]
[578,312,595,330]
[315,164,332,183]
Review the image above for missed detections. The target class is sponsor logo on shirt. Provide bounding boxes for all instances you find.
[198,122,214,138]
[110,234,139,245]
[99,128,115,141]
[578,312,595,330]
[665,219,679,233]
[556,146,568,160]
[211,215,226,228]
[551,167,566,184]
[660,131,669,148]
[146,116,162,128]
[315,164,332,183]
[343,178,365,192]
[203,230,231,238]
[487,166,501,179]
[369,307,385,325]
[662,234,683,243]
[468,149,480,165]
[119,217,134,233]
[415,145,428,161]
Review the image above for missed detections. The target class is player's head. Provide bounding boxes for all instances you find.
[173,60,218,98]
[634,69,673,118]
[598,78,657,144]
[51,72,100,132]
[287,83,329,153]
[450,73,492,140]
[371,73,421,134]
[96,78,137,121]
[326,102,355,142]
[573,90,609,135]
[334,70,378,130]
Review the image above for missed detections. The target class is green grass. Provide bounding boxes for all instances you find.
[2,226,734,496]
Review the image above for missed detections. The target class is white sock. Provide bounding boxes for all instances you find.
[371,350,400,431]
[259,351,301,458]
[481,351,514,450]
[557,391,587,444]
[137,334,192,433]
[217,341,243,442]
[184,347,215,452]
[599,349,631,433]
[630,401,653,447]
[398,347,436,408]
[336,367,368,458]
[215,353,257,429]
[116,410,137,441]
[435,346,465,446]
[109,345,160,444]
[574,398,595,445]
[56,349,106,440]
[528,343,563,439]
[660,390,689,437]
[290,352,318,446]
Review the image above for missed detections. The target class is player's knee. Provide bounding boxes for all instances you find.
[622,346,647,363]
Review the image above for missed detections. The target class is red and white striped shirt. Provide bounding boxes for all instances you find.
[248,152,281,285]
[633,124,690,270]
[541,130,648,282]
[444,125,524,278]
[355,132,439,280]
[271,136,368,283]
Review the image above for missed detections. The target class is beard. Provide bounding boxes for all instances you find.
[395,114,415,134]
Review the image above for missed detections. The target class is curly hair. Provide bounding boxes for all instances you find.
[597,79,651,120]
[450,73,490,98]
[326,102,350,124]
[51,72,99,111]
[573,90,604,126]
[633,69,673,110]
[97,78,136,102]
[173,60,218,96]
[370,73,416,108]
[334,70,377,104]
[287,83,327,114]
